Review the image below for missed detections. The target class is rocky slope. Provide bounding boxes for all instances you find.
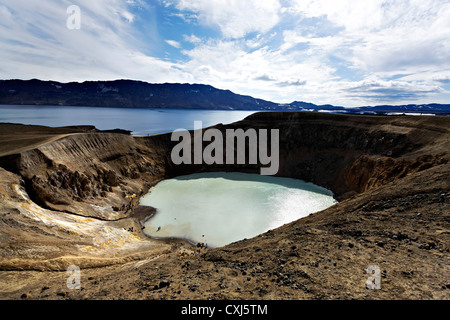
[0,112,448,300]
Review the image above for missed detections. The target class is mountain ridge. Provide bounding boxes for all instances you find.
[1,79,449,115]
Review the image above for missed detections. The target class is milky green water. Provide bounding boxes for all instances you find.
[140,172,337,248]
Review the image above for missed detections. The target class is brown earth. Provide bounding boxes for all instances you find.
[0,112,449,300]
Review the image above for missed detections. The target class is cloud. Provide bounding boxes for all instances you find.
[166,39,181,48]
[178,37,337,104]
[288,0,390,32]
[275,0,450,104]
[183,34,202,44]
[168,0,281,38]
[254,74,308,87]
[287,0,450,74]
[344,79,442,102]
[436,78,450,85]
[0,0,190,83]
[254,74,277,82]
[121,10,135,23]
[276,79,307,87]
[255,72,308,88]
[1,0,450,107]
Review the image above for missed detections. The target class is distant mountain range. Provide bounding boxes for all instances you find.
[1,79,449,115]
[0,79,277,110]
[286,101,450,116]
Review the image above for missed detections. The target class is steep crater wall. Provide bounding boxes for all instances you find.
[155,112,449,201]
[0,133,168,220]
[0,112,448,221]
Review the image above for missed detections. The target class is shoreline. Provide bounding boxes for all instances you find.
[131,205,157,227]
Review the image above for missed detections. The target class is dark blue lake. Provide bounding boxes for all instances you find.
[0,105,256,136]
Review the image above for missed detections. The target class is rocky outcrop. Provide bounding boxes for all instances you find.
[0,133,168,219]
[343,153,447,193]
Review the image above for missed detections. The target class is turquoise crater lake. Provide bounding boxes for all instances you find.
[140,172,338,248]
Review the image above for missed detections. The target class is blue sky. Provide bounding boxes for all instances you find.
[1,0,450,106]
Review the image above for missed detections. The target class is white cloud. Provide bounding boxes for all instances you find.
[352,10,450,74]
[1,0,449,107]
[288,0,389,32]
[287,0,450,74]
[170,0,281,38]
[166,39,182,48]
[273,0,450,105]
[280,30,346,55]
[0,0,190,83]
[178,38,338,104]
[342,78,442,103]
[183,34,202,44]
[120,10,135,23]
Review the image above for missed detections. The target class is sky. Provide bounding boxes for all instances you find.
[1,0,450,107]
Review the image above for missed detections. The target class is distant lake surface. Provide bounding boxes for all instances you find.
[0,105,257,136]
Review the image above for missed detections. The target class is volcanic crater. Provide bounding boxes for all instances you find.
[0,112,448,300]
